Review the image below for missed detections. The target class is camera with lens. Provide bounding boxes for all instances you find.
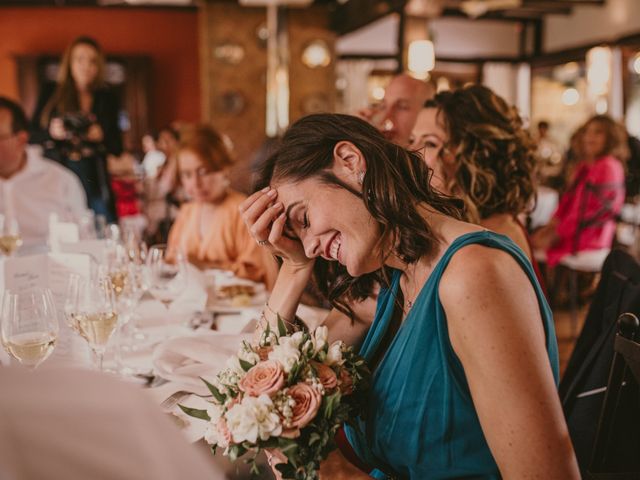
[62,112,93,137]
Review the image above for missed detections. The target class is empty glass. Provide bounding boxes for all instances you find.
[1,288,59,369]
[147,244,187,310]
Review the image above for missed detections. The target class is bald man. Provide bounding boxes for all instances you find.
[360,73,435,147]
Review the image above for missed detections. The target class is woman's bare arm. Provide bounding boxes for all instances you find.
[440,245,579,479]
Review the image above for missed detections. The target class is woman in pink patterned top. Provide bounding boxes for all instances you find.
[532,115,627,266]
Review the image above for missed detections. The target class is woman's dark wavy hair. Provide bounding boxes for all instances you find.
[257,113,463,317]
[425,84,537,222]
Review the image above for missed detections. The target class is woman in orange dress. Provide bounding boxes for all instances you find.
[167,124,274,284]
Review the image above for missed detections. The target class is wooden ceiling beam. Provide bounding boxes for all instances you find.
[330,0,407,35]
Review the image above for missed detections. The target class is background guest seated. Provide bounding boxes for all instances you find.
[531,114,627,266]
[410,85,545,288]
[0,97,86,251]
[167,124,275,285]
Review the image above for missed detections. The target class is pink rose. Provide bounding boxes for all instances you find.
[311,361,338,392]
[288,382,322,429]
[239,360,285,397]
[339,368,353,395]
[256,346,273,361]
[216,417,232,448]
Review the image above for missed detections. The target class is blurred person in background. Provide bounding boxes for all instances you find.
[535,120,563,185]
[144,125,182,243]
[0,97,86,250]
[141,131,166,179]
[358,73,434,147]
[30,36,121,223]
[167,124,274,284]
[531,115,627,266]
[410,85,540,269]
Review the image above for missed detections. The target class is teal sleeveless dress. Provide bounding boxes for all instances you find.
[345,231,559,479]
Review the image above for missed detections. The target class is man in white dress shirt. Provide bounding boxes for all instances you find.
[0,97,87,251]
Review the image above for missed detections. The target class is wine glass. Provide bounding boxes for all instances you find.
[0,214,22,257]
[1,288,59,369]
[66,274,118,371]
[147,244,187,310]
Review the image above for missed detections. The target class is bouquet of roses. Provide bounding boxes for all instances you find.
[181,318,370,480]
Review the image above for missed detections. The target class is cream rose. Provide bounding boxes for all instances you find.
[239,360,285,397]
[268,342,301,373]
[225,394,282,443]
[325,341,344,366]
[288,382,322,430]
[311,361,338,392]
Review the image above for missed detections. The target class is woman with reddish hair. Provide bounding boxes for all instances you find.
[167,124,274,284]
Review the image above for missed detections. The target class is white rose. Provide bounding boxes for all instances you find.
[225,394,282,444]
[204,423,220,446]
[207,404,223,422]
[325,341,344,366]
[268,342,301,373]
[313,326,328,353]
[290,331,305,347]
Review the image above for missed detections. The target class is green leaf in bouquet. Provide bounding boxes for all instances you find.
[177,404,210,421]
[238,358,254,372]
[277,437,300,468]
[308,432,322,446]
[275,462,296,479]
[322,392,342,420]
[200,377,226,403]
[287,361,304,386]
[277,314,288,337]
[228,444,247,461]
[249,459,260,476]
[210,444,217,456]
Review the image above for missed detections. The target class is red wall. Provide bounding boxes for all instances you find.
[0,7,200,129]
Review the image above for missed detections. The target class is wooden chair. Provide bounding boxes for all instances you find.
[587,313,640,479]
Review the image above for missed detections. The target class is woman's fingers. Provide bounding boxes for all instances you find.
[267,212,286,245]
[241,189,278,228]
[239,187,271,214]
[250,202,284,240]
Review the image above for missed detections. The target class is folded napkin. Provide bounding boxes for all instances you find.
[152,331,252,390]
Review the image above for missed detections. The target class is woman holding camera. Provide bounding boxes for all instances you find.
[31,36,121,222]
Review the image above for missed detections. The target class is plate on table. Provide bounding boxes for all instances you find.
[204,270,267,313]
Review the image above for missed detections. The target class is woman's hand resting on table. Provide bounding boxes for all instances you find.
[239,187,313,272]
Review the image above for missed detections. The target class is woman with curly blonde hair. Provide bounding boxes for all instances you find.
[410,84,539,263]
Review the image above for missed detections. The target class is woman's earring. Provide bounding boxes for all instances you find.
[357,171,365,185]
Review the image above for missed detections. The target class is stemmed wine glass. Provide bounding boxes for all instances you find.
[1,288,59,369]
[0,214,22,257]
[147,244,187,310]
[65,273,118,371]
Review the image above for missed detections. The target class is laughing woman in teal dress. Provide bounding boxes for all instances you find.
[241,113,579,479]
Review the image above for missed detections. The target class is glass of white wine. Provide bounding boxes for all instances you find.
[66,274,118,371]
[0,214,22,257]
[147,244,187,310]
[1,288,59,369]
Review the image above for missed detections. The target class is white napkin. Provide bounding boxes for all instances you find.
[152,331,251,389]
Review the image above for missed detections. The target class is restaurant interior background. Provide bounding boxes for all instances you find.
[1,0,639,191]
